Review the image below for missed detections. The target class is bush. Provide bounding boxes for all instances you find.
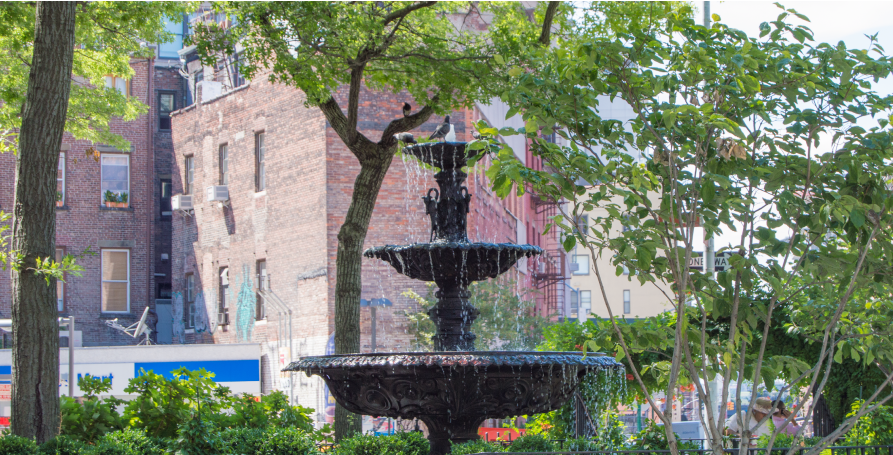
[843,400,893,445]
[334,431,429,455]
[506,434,555,453]
[39,435,87,455]
[60,375,124,443]
[450,440,504,454]
[217,427,266,454]
[91,428,169,455]
[0,434,39,455]
[259,427,319,455]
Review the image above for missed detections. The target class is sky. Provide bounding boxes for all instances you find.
[690,1,893,251]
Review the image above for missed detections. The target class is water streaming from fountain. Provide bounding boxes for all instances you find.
[286,142,622,455]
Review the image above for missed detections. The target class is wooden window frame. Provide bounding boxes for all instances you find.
[57,152,66,206]
[185,273,195,328]
[101,248,131,314]
[255,132,265,192]
[158,91,176,131]
[219,144,228,185]
[184,155,194,195]
[255,260,266,320]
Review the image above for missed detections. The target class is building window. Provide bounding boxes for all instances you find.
[574,215,588,235]
[255,260,266,320]
[219,145,228,185]
[157,15,186,59]
[105,76,129,96]
[159,92,176,130]
[570,290,578,318]
[56,248,65,312]
[622,264,630,276]
[572,254,589,275]
[623,290,631,314]
[255,132,265,192]
[57,152,65,206]
[101,155,129,206]
[160,179,172,218]
[185,274,195,328]
[184,156,194,194]
[101,249,130,313]
[580,290,591,314]
[219,267,229,314]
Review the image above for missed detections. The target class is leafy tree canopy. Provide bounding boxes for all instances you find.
[0,2,190,153]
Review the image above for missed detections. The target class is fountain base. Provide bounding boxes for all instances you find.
[286,351,622,455]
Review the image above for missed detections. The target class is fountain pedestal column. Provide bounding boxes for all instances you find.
[428,285,479,351]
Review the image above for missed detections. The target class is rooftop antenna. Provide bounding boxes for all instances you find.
[105,306,153,345]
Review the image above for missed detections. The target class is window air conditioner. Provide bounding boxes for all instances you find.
[207,185,229,202]
[217,309,229,326]
[172,194,193,210]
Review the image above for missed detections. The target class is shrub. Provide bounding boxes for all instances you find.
[218,427,266,454]
[843,400,893,445]
[334,431,428,455]
[259,427,319,455]
[60,375,124,442]
[225,390,316,432]
[39,435,87,455]
[450,439,504,454]
[91,428,169,455]
[0,434,39,455]
[506,434,555,453]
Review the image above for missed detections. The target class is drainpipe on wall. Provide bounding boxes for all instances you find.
[146,52,156,329]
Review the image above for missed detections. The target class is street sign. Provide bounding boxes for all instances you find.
[688,251,734,272]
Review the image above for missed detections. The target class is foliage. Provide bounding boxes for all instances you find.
[628,422,700,452]
[332,431,428,455]
[450,439,505,454]
[92,428,169,455]
[506,434,555,453]
[0,435,39,455]
[404,279,551,351]
[38,435,87,455]
[227,391,315,432]
[843,400,893,445]
[481,1,893,452]
[0,2,190,153]
[59,375,125,443]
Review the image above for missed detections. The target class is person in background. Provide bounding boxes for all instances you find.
[771,400,802,435]
[724,397,774,443]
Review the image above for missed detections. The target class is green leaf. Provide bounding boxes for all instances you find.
[563,235,576,252]
[850,208,865,228]
[663,111,676,129]
[508,67,523,77]
[494,54,505,65]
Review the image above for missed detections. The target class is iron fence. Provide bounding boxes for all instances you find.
[472,445,893,455]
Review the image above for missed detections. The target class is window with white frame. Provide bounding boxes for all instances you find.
[623,290,631,314]
[101,155,129,205]
[580,290,592,314]
[219,145,228,185]
[572,254,589,275]
[255,132,265,192]
[57,152,65,205]
[101,249,130,313]
[184,155,194,194]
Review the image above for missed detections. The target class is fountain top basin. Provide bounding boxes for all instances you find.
[364,242,542,283]
[402,142,479,170]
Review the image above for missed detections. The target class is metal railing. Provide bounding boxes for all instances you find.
[472,445,893,455]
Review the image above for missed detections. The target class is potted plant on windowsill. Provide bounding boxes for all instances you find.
[104,190,128,208]
[56,191,63,207]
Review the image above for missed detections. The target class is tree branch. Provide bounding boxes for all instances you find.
[382,1,437,26]
[538,2,560,46]
[379,95,439,145]
[319,96,377,162]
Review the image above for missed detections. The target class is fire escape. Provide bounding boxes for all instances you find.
[531,193,568,319]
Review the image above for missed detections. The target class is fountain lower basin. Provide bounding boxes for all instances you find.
[286,351,622,454]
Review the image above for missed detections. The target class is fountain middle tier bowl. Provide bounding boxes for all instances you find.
[402,142,479,170]
[364,242,542,283]
[285,351,623,423]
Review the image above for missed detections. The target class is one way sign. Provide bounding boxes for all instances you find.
[688,251,734,272]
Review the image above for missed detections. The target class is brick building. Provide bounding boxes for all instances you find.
[0,30,187,347]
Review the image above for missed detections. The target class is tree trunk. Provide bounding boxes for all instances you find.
[334,153,393,440]
[11,1,76,443]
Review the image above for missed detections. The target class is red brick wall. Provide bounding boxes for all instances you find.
[0,59,158,346]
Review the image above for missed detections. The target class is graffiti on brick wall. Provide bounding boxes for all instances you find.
[193,291,208,333]
[204,288,218,334]
[171,291,185,343]
[235,265,255,341]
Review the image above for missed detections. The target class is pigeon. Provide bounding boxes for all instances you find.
[394,132,416,144]
[402,102,411,117]
[429,115,452,142]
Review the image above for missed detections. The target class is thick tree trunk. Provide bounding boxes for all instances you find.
[11,1,76,443]
[333,153,393,440]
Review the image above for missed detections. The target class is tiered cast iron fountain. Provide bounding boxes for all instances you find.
[286,142,622,455]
